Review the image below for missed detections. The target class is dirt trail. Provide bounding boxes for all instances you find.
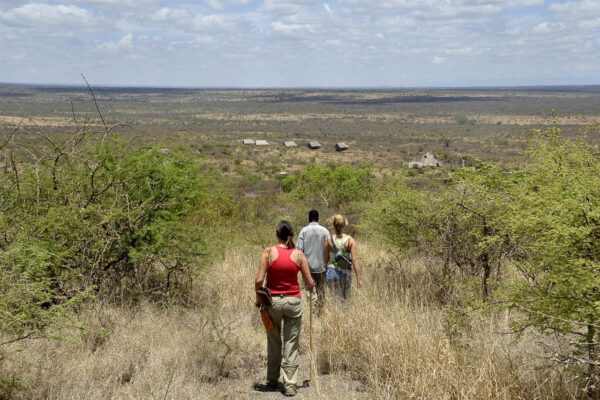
[206,348,369,399]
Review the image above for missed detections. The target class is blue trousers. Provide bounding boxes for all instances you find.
[326,266,352,301]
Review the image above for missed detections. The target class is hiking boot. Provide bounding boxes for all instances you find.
[266,380,279,390]
[284,385,298,397]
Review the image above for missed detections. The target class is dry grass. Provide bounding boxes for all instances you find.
[311,247,581,400]
[0,247,265,399]
[0,243,584,399]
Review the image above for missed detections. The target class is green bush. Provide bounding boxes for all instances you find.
[389,120,600,382]
[282,162,373,209]
[367,174,508,301]
[0,131,233,343]
[499,123,600,380]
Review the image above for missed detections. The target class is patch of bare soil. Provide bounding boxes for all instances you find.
[206,353,369,399]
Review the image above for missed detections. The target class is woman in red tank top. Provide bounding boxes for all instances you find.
[254,221,314,396]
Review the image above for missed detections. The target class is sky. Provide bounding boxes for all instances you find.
[0,0,599,87]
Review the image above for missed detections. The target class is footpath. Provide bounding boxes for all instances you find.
[205,348,369,399]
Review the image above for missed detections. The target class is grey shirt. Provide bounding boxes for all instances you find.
[297,222,330,273]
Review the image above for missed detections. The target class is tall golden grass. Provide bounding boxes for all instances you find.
[0,242,583,399]
[315,249,579,399]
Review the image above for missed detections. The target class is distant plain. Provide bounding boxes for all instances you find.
[2,85,599,188]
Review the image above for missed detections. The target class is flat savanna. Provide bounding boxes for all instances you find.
[1,85,600,399]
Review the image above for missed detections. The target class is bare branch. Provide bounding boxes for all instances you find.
[81,73,108,137]
[516,303,600,329]
[0,119,22,150]
[81,74,107,129]
[0,332,35,346]
[71,100,80,132]
[538,340,600,366]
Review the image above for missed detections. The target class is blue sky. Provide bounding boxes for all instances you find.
[0,0,598,87]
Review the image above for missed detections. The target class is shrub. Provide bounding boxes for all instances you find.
[367,172,511,301]
[500,123,600,387]
[0,129,233,344]
[282,162,373,209]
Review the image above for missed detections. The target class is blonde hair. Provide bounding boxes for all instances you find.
[331,214,348,235]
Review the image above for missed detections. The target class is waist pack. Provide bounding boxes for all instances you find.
[331,235,352,270]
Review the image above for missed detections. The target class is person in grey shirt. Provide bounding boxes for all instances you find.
[297,210,330,309]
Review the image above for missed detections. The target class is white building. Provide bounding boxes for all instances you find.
[409,152,442,168]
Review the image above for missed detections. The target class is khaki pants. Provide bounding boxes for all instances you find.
[266,295,303,389]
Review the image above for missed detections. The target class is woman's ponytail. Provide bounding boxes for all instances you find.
[286,234,295,250]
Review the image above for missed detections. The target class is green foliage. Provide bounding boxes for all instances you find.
[366,180,430,251]
[368,168,511,300]
[282,162,373,209]
[501,124,600,363]
[372,121,600,376]
[445,121,600,376]
[0,132,233,343]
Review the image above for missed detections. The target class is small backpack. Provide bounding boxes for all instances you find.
[331,235,352,269]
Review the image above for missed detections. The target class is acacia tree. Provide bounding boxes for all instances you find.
[282,162,373,209]
[371,122,600,390]
[502,123,600,390]
[0,105,233,347]
[368,168,513,301]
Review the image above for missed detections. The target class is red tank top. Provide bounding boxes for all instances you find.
[267,246,301,297]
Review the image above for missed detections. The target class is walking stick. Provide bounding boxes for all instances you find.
[303,290,314,389]
[309,290,313,382]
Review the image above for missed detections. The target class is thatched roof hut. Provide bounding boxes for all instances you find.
[284,141,298,147]
[242,139,255,145]
[409,152,442,168]
[335,142,349,152]
[420,152,442,167]
[307,141,322,149]
[255,140,269,146]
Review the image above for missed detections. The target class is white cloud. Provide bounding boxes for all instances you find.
[549,0,600,34]
[260,0,322,17]
[271,21,312,34]
[63,0,163,8]
[531,21,564,34]
[98,32,133,51]
[205,0,224,10]
[443,47,475,55]
[578,18,600,30]
[186,14,239,32]
[194,34,215,44]
[0,0,597,86]
[338,0,544,18]
[205,0,252,10]
[549,0,600,17]
[324,38,342,46]
[463,0,544,6]
[221,0,254,7]
[150,7,192,22]
[0,3,90,25]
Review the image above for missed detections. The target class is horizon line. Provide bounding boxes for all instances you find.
[1,82,600,91]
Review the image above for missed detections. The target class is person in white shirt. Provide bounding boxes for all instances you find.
[296,210,329,309]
